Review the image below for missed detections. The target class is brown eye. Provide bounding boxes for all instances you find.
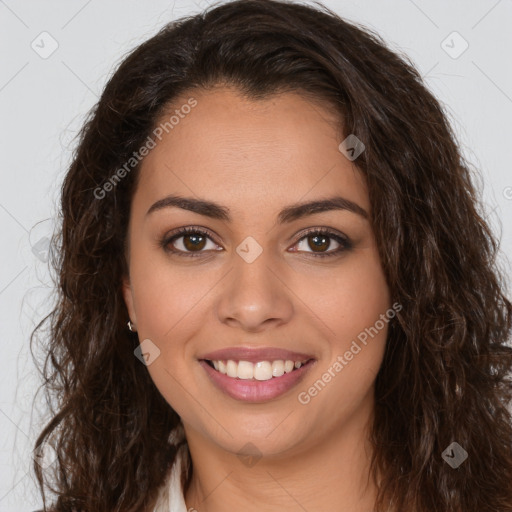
[161,227,221,256]
[292,229,352,258]
[306,234,330,252]
[182,232,207,251]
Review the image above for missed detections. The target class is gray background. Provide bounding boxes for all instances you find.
[1,0,511,510]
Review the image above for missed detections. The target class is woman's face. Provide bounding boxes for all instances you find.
[123,86,391,458]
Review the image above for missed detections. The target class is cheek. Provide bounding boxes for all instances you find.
[296,260,390,415]
[129,245,214,341]
[297,251,390,348]
[296,252,390,400]
[128,249,210,412]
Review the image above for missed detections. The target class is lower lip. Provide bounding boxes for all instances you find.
[199,359,316,402]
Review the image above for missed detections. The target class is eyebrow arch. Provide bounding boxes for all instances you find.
[146,194,369,223]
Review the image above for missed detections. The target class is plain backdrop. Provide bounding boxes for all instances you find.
[1,0,511,510]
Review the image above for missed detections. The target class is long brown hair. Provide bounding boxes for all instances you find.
[31,0,512,510]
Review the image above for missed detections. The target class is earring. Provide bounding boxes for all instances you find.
[127,320,137,332]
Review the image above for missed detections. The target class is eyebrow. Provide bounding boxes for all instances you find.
[146,194,369,223]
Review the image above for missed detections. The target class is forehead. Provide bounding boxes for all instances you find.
[132,87,369,222]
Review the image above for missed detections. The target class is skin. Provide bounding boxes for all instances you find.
[122,86,391,511]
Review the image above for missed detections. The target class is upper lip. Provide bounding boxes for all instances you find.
[199,347,315,363]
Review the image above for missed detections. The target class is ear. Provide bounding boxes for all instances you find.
[122,275,137,325]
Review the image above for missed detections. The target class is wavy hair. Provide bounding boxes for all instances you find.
[31,0,512,510]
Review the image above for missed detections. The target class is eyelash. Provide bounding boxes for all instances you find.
[159,226,352,258]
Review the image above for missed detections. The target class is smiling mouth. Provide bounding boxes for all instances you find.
[202,358,314,381]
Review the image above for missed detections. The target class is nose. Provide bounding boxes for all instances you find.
[215,248,294,333]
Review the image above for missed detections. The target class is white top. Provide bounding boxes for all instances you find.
[152,424,189,512]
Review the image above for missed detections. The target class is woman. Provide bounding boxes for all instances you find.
[31,0,512,510]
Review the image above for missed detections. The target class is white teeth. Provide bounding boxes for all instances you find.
[226,359,238,378]
[284,360,295,373]
[254,361,272,381]
[237,361,254,380]
[272,360,285,377]
[209,358,309,380]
